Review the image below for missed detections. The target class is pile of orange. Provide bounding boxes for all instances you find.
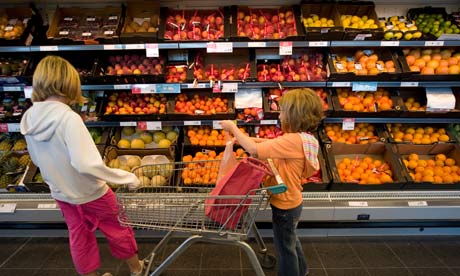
[175,93,230,115]
[337,88,394,112]
[404,48,460,75]
[186,126,248,146]
[333,50,396,75]
[324,123,379,144]
[181,149,248,185]
[403,97,426,111]
[336,156,394,184]
[403,153,459,184]
[387,124,450,144]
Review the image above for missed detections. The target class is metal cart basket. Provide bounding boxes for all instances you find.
[116,158,286,276]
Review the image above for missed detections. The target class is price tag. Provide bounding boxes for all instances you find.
[261,120,278,125]
[213,120,223,130]
[145,43,159,57]
[206,42,233,53]
[424,41,444,47]
[342,118,355,130]
[39,46,59,51]
[400,82,418,87]
[81,105,88,112]
[184,121,201,126]
[137,121,147,130]
[352,82,378,91]
[0,203,16,213]
[125,44,145,50]
[221,83,238,93]
[82,32,92,37]
[309,41,328,47]
[348,201,368,207]
[248,42,266,47]
[132,84,156,94]
[331,82,351,87]
[279,41,293,56]
[24,86,33,98]
[37,203,57,209]
[3,86,21,91]
[146,121,162,131]
[120,122,137,127]
[354,34,372,40]
[104,30,114,35]
[155,84,181,93]
[0,123,8,132]
[185,83,208,89]
[103,44,123,50]
[380,41,400,47]
[408,201,428,207]
[7,124,20,132]
[114,84,131,90]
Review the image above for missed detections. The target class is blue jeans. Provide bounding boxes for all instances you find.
[271,203,307,276]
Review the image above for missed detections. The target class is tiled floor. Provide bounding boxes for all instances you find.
[1,236,460,276]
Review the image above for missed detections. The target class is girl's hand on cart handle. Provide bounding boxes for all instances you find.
[266,158,287,194]
[128,177,141,191]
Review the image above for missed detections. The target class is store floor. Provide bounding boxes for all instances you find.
[1,236,460,276]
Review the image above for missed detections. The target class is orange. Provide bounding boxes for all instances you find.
[438,134,450,142]
[414,59,426,69]
[445,158,456,166]
[436,154,447,162]
[421,67,435,75]
[406,55,416,66]
[408,153,419,161]
[436,66,449,75]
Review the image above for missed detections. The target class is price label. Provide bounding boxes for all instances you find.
[120,122,137,127]
[309,41,328,47]
[260,120,278,125]
[37,203,57,209]
[114,84,131,90]
[81,105,88,112]
[7,124,20,132]
[348,201,368,207]
[424,41,444,47]
[331,82,351,87]
[352,82,378,92]
[125,44,145,50]
[145,43,159,57]
[354,34,372,40]
[103,44,123,50]
[221,83,238,93]
[155,84,181,93]
[206,42,233,53]
[137,121,147,130]
[184,121,201,126]
[24,86,33,98]
[0,124,8,132]
[279,41,293,56]
[104,30,114,35]
[408,201,428,207]
[400,82,418,87]
[185,83,208,89]
[82,32,92,37]
[3,86,21,91]
[146,121,162,131]
[380,41,400,47]
[39,46,59,51]
[0,203,16,213]
[248,42,266,47]
[342,118,355,130]
[213,120,223,130]
[132,84,156,94]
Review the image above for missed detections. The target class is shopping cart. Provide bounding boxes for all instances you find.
[116,158,287,276]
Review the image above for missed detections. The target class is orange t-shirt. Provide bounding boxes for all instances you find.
[256,133,318,210]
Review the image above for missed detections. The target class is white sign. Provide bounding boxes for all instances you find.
[132,84,156,94]
[120,122,137,127]
[248,42,266,48]
[380,41,400,47]
[279,41,293,56]
[114,84,131,90]
[221,83,238,93]
[331,82,351,87]
[213,120,223,130]
[261,120,278,125]
[24,86,33,98]
[342,118,355,130]
[408,201,428,207]
[145,43,159,57]
[424,41,444,47]
[348,201,368,207]
[146,121,162,131]
[39,46,59,51]
[37,203,57,209]
[426,88,455,111]
[0,203,16,213]
[103,44,123,50]
[309,41,328,47]
[206,42,233,53]
[125,44,145,50]
[184,121,201,126]
[7,123,20,132]
[400,82,418,87]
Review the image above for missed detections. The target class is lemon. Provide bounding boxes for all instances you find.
[403,33,413,40]
[412,31,422,38]
[394,32,403,39]
[384,32,394,40]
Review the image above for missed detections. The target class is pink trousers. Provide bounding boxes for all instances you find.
[56,189,138,275]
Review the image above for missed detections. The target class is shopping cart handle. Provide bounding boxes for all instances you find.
[266,183,287,194]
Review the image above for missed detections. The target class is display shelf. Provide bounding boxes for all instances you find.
[330,40,460,47]
[324,117,460,124]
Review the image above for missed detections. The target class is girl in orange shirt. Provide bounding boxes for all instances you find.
[220,88,323,276]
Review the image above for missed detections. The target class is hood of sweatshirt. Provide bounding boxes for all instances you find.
[20,101,71,142]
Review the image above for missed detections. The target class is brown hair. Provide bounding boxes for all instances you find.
[279,88,324,133]
[32,55,85,104]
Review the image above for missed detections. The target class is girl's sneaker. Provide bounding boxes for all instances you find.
[130,260,145,276]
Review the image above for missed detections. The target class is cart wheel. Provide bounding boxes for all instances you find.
[259,253,276,269]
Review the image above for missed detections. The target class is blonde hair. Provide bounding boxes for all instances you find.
[279,88,324,133]
[32,55,85,104]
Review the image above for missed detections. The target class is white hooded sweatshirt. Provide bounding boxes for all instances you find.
[20,101,139,204]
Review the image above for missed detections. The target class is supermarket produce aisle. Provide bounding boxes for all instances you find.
[1,236,460,276]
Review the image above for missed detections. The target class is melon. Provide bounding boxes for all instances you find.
[158,139,171,148]
[166,131,177,142]
[117,139,130,149]
[122,126,135,136]
[130,138,145,149]
[127,156,141,169]
[140,132,153,144]
[153,131,166,144]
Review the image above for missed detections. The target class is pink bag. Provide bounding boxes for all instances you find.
[205,140,272,229]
